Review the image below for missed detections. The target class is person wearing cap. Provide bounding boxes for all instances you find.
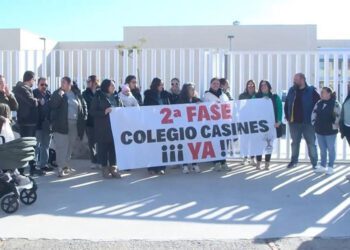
[50,76,87,177]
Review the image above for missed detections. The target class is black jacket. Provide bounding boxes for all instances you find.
[13,82,38,125]
[33,89,51,130]
[131,88,143,106]
[143,89,171,106]
[0,91,18,111]
[82,88,98,127]
[169,92,180,104]
[49,88,87,139]
[90,90,122,143]
[238,92,255,100]
[177,96,202,104]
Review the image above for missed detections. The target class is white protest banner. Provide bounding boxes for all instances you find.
[110,98,276,170]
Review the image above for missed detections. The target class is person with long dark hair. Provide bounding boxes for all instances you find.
[178,83,201,174]
[90,79,123,179]
[312,87,341,175]
[144,77,171,175]
[50,76,87,177]
[125,75,142,106]
[239,79,257,166]
[219,78,233,101]
[204,77,230,171]
[255,80,283,170]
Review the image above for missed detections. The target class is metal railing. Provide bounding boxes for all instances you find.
[1,48,349,161]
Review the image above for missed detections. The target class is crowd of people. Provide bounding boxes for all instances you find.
[0,71,350,181]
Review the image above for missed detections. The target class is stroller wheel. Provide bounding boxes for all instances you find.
[20,189,37,205]
[1,194,19,214]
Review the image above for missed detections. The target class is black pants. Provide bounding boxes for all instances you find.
[97,141,116,166]
[256,154,271,162]
[214,160,226,164]
[86,127,98,164]
[19,124,37,174]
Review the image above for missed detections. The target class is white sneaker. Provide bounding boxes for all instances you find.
[182,166,190,174]
[242,158,249,166]
[192,164,201,173]
[326,168,334,175]
[58,168,68,177]
[221,163,231,171]
[214,162,222,171]
[314,165,326,173]
[250,158,257,166]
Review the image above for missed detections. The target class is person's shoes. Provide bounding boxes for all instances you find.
[287,162,297,169]
[182,165,190,174]
[242,158,249,166]
[250,158,257,166]
[221,163,231,171]
[58,168,68,178]
[314,165,326,173]
[109,166,121,179]
[214,162,222,171]
[326,168,334,175]
[256,161,261,170]
[41,165,54,172]
[158,170,165,175]
[265,162,270,170]
[30,168,46,177]
[102,167,110,178]
[346,174,350,181]
[63,166,76,173]
[192,164,201,173]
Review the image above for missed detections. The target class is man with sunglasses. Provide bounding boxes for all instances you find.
[33,77,53,172]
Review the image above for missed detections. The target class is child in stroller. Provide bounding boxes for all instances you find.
[0,104,38,214]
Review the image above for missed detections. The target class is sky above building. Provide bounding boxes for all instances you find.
[1,0,349,41]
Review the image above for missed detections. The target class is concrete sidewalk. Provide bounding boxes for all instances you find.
[0,160,349,248]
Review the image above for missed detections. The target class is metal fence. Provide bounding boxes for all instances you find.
[1,48,350,161]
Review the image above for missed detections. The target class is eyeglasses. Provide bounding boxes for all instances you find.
[171,83,178,86]
[40,84,48,87]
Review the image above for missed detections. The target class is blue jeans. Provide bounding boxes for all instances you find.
[316,133,336,168]
[35,121,52,167]
[289,123,318,167]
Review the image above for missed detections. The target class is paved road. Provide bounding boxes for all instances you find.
[0,160,349,248]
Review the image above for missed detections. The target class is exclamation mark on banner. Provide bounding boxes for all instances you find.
[227,139,233,157]
[220,140,226,157]
[162,145,168,163]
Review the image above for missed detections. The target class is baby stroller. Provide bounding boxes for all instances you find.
[0,136,38,214]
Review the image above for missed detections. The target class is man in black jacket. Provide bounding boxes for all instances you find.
[13,71,45,176]
[33,77,53,172]
[82,75,99,169]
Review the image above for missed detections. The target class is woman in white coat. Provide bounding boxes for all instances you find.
[203,77,230,171]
